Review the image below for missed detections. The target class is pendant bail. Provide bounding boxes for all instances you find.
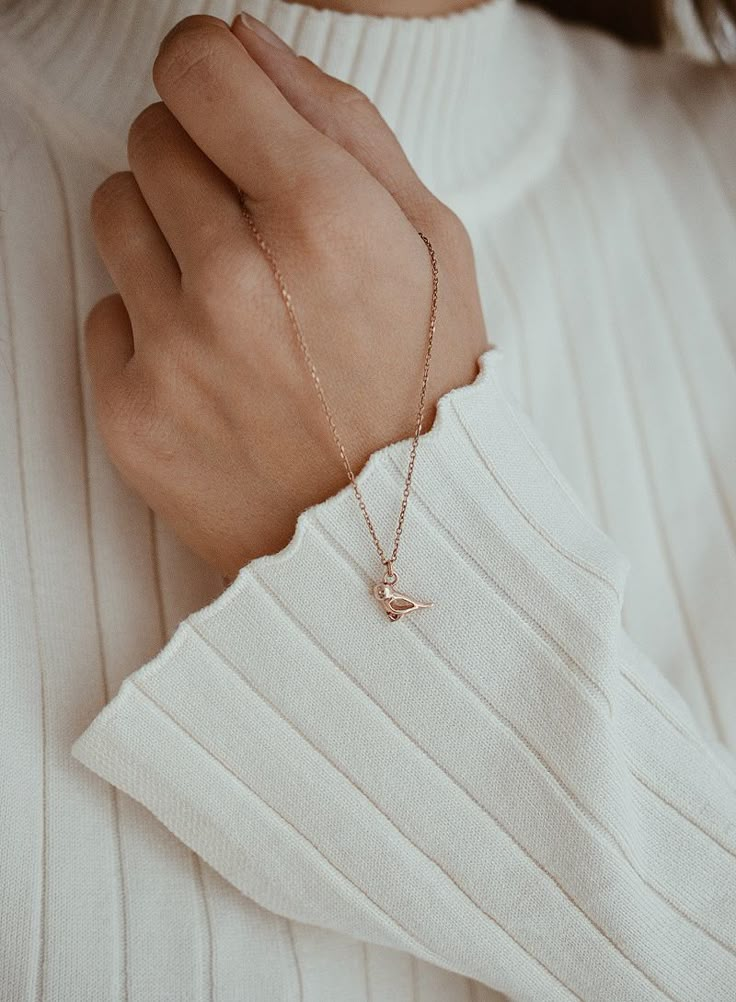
[383,559,398,585]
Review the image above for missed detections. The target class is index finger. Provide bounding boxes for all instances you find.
[153,16,342,203]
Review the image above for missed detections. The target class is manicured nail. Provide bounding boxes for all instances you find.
[238,12,293,53]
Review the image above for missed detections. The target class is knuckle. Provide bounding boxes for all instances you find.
[283,184,344,251]
[435,204,473,256]
[90,171,136,228]
[185,241,247,307]
[280,149,354,227]
[324,82,382,143]
[127,102,171,161]
[154,18,224,91]
[84,294,117,338]
[84,297,125,362]
[333,80,373,112]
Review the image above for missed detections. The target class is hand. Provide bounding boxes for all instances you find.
[86,14,488,580]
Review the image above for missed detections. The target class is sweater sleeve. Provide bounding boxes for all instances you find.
[71,347,736,1002]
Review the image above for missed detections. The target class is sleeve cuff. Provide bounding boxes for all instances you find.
[72,345,645,990]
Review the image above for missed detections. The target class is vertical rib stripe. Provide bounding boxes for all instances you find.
[149,511,214,1001]
[46,142,129,1002]
[1,150,49,1002]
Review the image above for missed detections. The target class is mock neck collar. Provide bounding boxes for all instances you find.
[0,0,571,206]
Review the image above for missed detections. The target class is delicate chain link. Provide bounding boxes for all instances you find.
[239,191,438,579]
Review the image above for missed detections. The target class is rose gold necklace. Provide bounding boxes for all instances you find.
[240,193,437,622]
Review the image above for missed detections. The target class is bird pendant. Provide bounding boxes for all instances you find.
[373,580,433,622]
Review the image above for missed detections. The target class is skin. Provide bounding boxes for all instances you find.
[87,13,489,581]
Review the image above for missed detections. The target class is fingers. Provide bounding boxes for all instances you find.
[152,15,342,203]
[90,171,180,311]
[231,14,437,227]
[127,102,245,274]
[85,293,135,395]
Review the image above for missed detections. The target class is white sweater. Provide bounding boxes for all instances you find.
[1,0,735,999]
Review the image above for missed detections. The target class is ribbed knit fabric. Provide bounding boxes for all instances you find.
[1,1,735,1000]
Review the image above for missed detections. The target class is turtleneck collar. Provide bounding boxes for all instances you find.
[0,0,571,206]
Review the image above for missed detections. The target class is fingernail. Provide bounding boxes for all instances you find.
[237,12,293,53]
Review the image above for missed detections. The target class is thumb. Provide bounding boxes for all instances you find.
[231,12,438,227]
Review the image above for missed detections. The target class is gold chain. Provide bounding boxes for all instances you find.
[240,191,438,615]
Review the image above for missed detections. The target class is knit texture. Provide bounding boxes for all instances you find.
[1,0,735,999]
